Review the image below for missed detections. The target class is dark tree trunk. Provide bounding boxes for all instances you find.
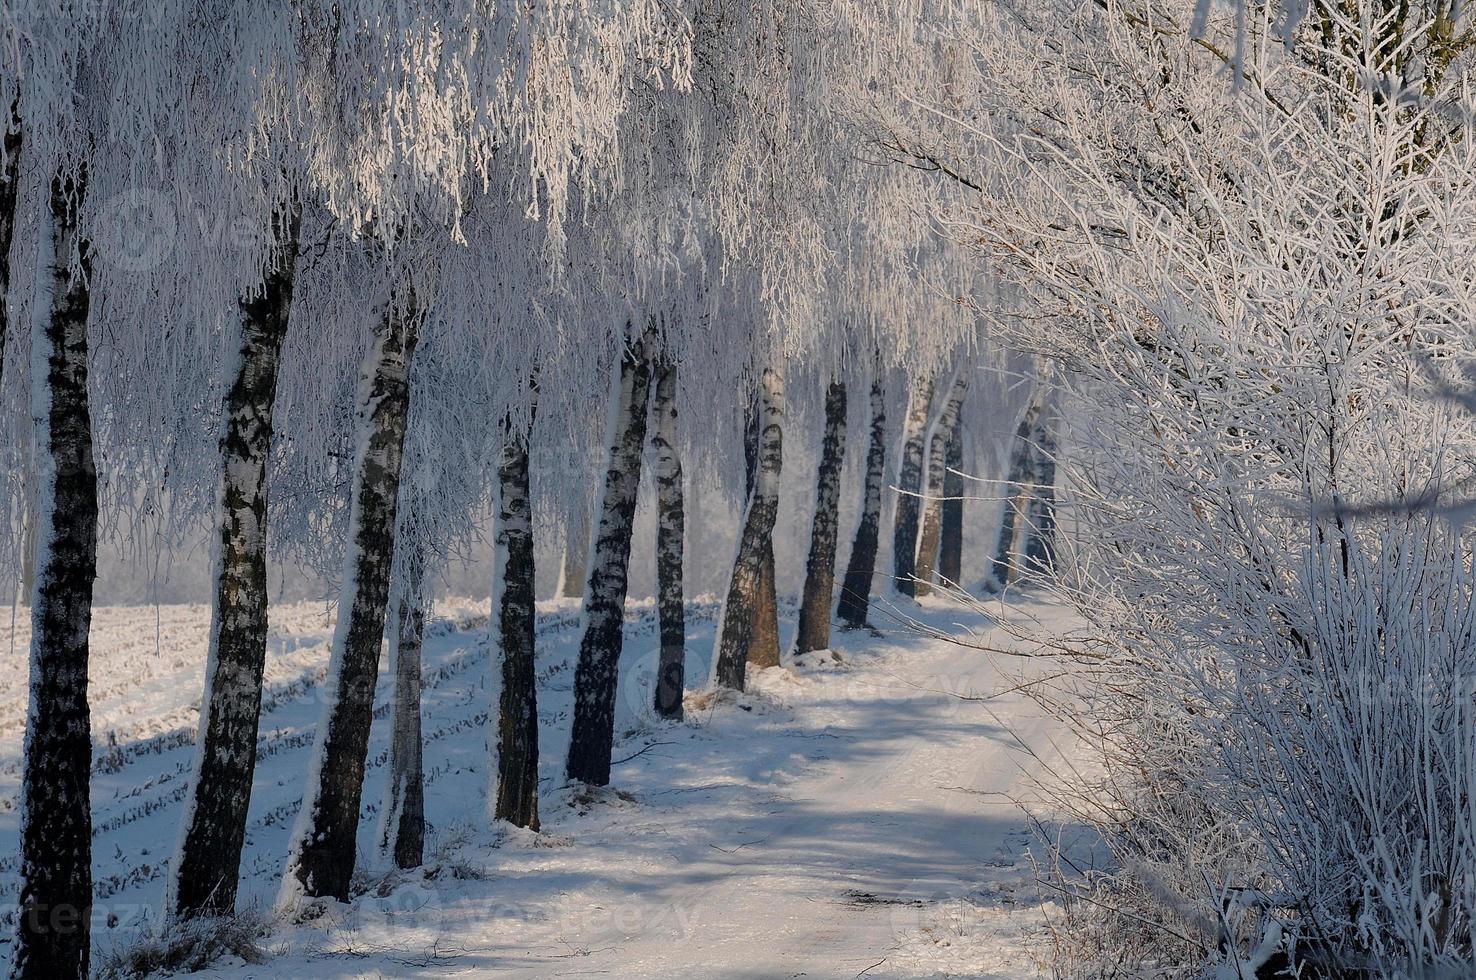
[939,427,965,586]
[794,380,847,655]
[171,205,300,920]
[650,358,686,720]
[714,368,784,691]
[837,377,886,628]
[913,370,969,597]
[989,400,1041,591]
[286,291,419,902]
[14,172,96,980]
[493,410,540,828]
[565,332,653,786]
[380,538,426,868]
[892,374,935,596]
[1023,408,1058,574]
[0,98,20,387]
[558,496,589,599]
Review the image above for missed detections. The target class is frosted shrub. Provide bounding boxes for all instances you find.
[1054,522,1476,976]
[1234,528,1476,972]
[908,0,1476,973]
[95,909,269,978]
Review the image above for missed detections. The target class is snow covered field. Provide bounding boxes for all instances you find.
[0,594,1078,978]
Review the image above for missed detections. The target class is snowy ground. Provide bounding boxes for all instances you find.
[0,592,1082,978]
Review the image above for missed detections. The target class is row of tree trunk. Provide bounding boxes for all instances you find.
[989,391,1058,590]
[10,195,1046,976]
[283,285,422,902]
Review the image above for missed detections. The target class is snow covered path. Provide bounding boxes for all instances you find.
[538,628,1066,980]
[1,595,1075,978]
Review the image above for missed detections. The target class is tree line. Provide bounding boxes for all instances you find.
[0,3,1061,977]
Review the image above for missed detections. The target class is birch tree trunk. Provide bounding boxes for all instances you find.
[988,400,1040,591]
[913,370,969,597]
[749,546,781,666]
[565,333,653,786]
[713,368,784,691]
[892,374,935,596]
[794,380,847,655]
[0,99,19,387]
[836,377,886,628]
[650,359,686,720]
[380,538,425,869]
[15,172,96,980]
[285,293,419,903]
[171,205,300,920]
[743,400,781,667]
[1023,408,1058,574]
[939,427,965,586]
[492,412,539,829]
[557,497,589,599]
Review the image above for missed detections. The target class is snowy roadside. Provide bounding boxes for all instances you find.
[2,595,1081,978]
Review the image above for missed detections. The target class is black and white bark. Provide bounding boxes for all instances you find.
[284,291,419,903]
[939,427,966,586]
[794,380,847,655]
[379,535,426,869]
[713,368,784,691]
[491,409,539,829]
[892,373,935,596]
[913,369,970,597]
[565,332,653,787]
[836,377,886,628]
[557,496,590,599]
[650,358,686,720]
[988,399,1041,591]
[170,204,300,921]
[14,172,96,980]
[0,97,20,387]
[1023,406,1058,574]
[743,397,781,669]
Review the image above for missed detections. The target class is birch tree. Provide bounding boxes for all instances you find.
[794,379,848,654]
[1022,404,1057,575]
[16,167,97,980]
[380,528,426,869]
[891,375,935,596]
[284,282,421,903]
[836,377,887,628]
[913,366,969,596]
[744,396,782,668]
[713,367,784,691]
[938,426,965,586]
[491,407,540,828]
[650,355,687,719]
[987,396,1039,592]
[171,203,302,918]
[566,332,654,786]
